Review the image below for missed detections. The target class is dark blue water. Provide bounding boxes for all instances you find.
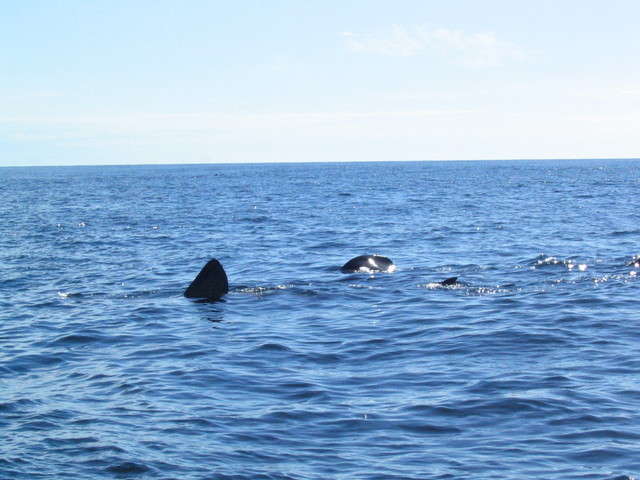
[1,160,639,479]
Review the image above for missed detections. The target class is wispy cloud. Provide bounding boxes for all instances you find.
[423,28,524,67]
[343,26,523,67]
[342,26,423,57]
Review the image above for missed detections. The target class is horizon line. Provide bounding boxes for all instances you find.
[2,157,639,169]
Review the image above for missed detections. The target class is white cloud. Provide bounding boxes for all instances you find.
[344,26,523,67]
[342,26,423,57]
[424,28,524,67]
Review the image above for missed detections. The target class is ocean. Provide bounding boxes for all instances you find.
[1,159,639,479]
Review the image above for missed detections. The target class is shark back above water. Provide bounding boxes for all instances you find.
[184,255,458,301]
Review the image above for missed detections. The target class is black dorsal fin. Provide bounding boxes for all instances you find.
[184,258,229,299]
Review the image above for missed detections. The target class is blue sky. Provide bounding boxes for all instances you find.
[1,0,639,166]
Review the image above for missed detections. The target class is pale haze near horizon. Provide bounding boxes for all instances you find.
[1,0,639,167]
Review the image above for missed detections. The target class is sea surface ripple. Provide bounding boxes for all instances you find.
[1,159,639,479]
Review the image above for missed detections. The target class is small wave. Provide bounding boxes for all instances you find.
[106,461,153,475]
[555,428,640,442]
[524,254,589,271]
[568,447,632,463]
[20,420,58,431]
[232,215,273,223]
[0,398,42,413]
[48,334,100,346]
[611,229,640,236]
[419,281,462,290]
[236,285,295,296]
[4,354,65,374]
[43,435,100,447]
[417,281,511,295]
[397,420,462,435]
[465,285,514,295]
[57,288,179,301]
[250,343,293,353]
[469,396,560,416]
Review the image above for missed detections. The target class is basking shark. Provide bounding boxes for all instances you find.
[184,258,229,300]
[340,255,396,273]
[185,255,458,301]
[340,255,457,285]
